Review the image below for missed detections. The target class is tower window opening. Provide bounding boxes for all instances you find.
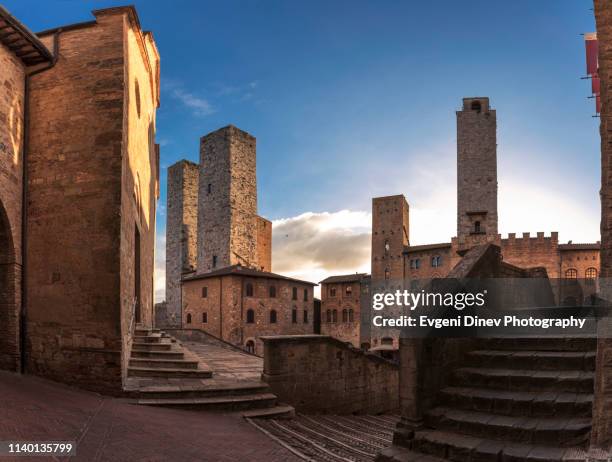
[471,100,482,112]
[474,221,481,233]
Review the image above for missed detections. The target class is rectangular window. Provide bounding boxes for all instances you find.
[202,312,208,323]
[292,287,298,300]
[207,183,212,194]
[202,287,208,298]
[345,286,352,296]
[292,309,297,323]
[303,289,308,301]
[330,287,336,297]
[212,255,217,268]
[303,310,308,323]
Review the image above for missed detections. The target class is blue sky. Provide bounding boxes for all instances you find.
[6,0,601,299]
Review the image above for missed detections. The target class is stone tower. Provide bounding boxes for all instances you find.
[456,97,498,250]
[197,125,259,273]
[371,195,409,282]
[165,160,199,327]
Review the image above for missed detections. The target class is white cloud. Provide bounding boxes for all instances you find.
[154,232,166,303]
[172,88,215,116]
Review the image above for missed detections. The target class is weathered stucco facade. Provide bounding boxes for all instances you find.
[0,6,159,394]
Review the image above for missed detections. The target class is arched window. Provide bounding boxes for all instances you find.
[245,340,255,354]
[202,312,207,323]
[565,268,578,279]
[349,309,354,322]
[326,309,332,323]
[292,308,297,323]
[586,267,598,279]
[270,310,277,324]
[332,309,338,323]
[246,283,254,297]
[385,268,390,280]
[432,256,441,268]
[329,287,337,297]
[186,313,192,324]
[345,286,352,296]
[471,100,481,112]
[246,309,255,323]
[342,309,348,322]
[269,285,276,298]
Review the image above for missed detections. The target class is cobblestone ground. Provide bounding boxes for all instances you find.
[0,370,302,462]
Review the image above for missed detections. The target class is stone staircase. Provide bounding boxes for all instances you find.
[379,337,597,462]
[125,327,294,419]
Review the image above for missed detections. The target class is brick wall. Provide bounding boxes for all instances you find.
[255,215,272,272]
[500,232,560,278]
[25,8,158,394]
[261,335,399,414]
[182,274,314,355]
[164,160,199,327]
[0,41,24,371]
[320,280,362,347]
[593,0,612,449]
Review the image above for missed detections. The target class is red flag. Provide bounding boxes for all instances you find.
[585,33,598,76]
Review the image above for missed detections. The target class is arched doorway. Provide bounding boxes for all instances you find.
[0,201,17,370]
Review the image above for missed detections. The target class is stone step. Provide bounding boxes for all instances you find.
[133,335,164,344]
[410,429,587,462]
[130,350,185,359]
[476,337,596,352]
[137,392,278,411]
[466,350,596,371]
[452,367,594,393]
[134,328,161,336]
[131,342,173,351]
[438,386,593,417]
[128,358,199,369]
[134,382,271,399]
[127,366,212,379]
[425,407,591,446]
[242,405,295,419]
[376,446,447,462]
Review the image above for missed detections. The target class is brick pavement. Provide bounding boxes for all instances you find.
[0,370,302,462]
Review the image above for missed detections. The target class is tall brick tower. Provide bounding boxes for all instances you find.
[164,160,199,327]
[456,97,498,250]
[197,125,259,273]
[371,195,409,283]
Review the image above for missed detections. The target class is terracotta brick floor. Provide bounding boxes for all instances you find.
[0,370,302,462]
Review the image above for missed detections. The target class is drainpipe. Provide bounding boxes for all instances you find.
[20,31,59,373]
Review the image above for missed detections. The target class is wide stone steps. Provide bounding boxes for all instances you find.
[465,350,596,371]
[127,327,295,418]
[138,392,278,411]
[127,365,213,378]
[409,429,587,462]
[128,358,199,369]
[132,382,271,400]
[130,349,185,359]
[424,407,591,446]
[438,386,593,417]
[452,367,594,393]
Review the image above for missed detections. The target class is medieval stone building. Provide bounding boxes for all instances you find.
[164,125,315,353]
[0,6,160,394]
[319,273,370,348]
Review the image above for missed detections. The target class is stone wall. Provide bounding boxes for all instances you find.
[372,195,409,282]
[261,335,399,414]
[593,0,612,449]
[182,273,314,355]
[164,160,198,327]
[25,7,158,394]
[456,97,498,251]
[119,8,160,383]
[500,232,560,278]
[404,244,452,281]
[197,126,258,273]
[0,41,24,371]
